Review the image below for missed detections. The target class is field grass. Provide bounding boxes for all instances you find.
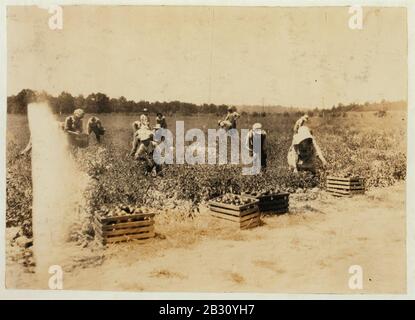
[6,110,407,237]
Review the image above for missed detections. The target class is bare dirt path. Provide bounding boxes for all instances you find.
[6,182,406,294]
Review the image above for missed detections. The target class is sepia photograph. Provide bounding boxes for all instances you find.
[4,4,408,294]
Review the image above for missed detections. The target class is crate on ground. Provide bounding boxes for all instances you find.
[326,175,365,197]
[93,206,155,244]
[243,190,290,214]
[208,193,260,229]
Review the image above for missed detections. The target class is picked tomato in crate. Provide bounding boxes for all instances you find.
[326,175,365,197]
[93,205,155,244]
[208,193,260,229]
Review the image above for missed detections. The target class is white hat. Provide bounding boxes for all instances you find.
[253,123,262,130]
[293,125,313,145]
[143,108,148,112]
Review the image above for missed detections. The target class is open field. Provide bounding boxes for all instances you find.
[5,109,407,292]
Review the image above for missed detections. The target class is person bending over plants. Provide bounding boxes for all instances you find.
[129,127,161,176]
[87,116,105,143]
[288,125,327,174]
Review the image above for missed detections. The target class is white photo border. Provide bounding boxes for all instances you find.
[0,0,413,300]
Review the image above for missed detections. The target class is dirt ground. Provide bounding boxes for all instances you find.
[6,182,406,294]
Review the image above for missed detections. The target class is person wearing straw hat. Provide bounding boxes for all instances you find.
[288,125,327,173]
[246,123,267,170]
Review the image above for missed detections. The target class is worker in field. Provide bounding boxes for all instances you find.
[224,106,240,129]
[87,116,105,143]
[156,112,167,129]
[140,108,151,129]
[64,108,85,134]
[293,114,309,134]
[132,108,150,134]
[246,123,267,170]
[288,125,327,174]
[129,127,161,176]
[64,108,89,147]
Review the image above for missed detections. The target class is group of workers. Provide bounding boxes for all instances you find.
[63,108,106,142]
[19,108,106,156]
[21,106,327,174]
[217,106,327,173]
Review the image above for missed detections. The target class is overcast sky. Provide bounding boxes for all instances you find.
[7,6,407,108]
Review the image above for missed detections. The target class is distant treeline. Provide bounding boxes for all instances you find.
[7,89,407,116]
[7,89,230,116]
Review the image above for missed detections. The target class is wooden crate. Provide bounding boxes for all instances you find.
[326,176,365,197]
[243,192,290,214]
[94,212,155,244]
[208,194,260,229]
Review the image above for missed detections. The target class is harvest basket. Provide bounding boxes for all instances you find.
[243,191,290,214]
[208,193,260,229]
[93,210,155,244]
[326,176,365,197]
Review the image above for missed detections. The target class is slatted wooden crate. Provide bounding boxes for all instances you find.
[243,192,290,214]
[326,176,365,197]
[94,212,155,244]
[208,194,260,229]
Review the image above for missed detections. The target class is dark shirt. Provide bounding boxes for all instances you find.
[156,116,167,129]
[297,138,315,162]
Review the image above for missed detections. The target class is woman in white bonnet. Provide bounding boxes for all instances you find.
[288,125,327,173]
